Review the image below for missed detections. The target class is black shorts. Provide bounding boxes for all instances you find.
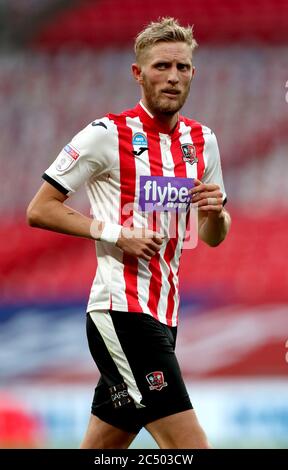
[86,310,192,434]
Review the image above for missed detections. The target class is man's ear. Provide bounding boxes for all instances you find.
[132,63,143,84]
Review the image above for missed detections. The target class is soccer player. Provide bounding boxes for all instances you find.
[27,17,231,449]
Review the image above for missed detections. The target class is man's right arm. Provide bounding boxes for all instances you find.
[27,181,103,239]
[27,182,163,261]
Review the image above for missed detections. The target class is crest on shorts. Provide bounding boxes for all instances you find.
[181,143,198,165]
[146,371,167,391]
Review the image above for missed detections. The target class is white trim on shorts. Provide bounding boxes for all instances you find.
[89,310,145,408]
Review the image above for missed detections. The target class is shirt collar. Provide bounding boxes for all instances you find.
[135,101,180,136]
[139,100,154,118]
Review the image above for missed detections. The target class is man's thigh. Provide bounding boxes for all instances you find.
[145,409,211,449]
[80,414,137,449]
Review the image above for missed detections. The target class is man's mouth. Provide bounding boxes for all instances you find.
[162,89,181,96]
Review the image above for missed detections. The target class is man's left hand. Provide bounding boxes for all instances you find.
[190,179,223,215]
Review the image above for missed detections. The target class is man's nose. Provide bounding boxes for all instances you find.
[167,67,179,85]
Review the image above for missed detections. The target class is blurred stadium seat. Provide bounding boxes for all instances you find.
[32,0,288,48]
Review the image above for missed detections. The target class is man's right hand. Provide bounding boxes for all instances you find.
[116,227,163,261]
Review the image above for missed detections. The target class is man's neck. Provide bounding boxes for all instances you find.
[140,100,179,133]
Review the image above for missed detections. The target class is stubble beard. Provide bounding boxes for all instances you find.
[143,77,191,116]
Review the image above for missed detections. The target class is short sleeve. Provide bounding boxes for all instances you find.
[202,130,227,205]
[43,117,113,195]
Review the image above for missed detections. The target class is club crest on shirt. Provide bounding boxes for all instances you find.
[146,371,168,391]
[55,143,80,173]
[181,143,198,165]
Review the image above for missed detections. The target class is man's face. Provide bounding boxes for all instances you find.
[135,41,194,116]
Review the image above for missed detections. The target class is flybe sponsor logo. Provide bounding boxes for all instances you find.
[139,176,194,212]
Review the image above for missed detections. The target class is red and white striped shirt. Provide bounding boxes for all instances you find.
[44,102,226,326]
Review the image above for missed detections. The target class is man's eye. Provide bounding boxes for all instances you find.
[155,64,167,70]
[178,64,189,71]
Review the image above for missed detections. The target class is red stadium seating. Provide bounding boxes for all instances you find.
[32,0,288,50]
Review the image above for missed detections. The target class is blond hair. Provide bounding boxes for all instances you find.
[135,17,198,64]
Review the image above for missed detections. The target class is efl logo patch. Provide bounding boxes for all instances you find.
[139,176,194,212]
[55,143,80,173]
[63,144,80,160]
[146,371,167,391]
[181,143,198,165]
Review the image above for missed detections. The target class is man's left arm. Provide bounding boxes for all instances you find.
[191,129,231,246]
[191,180,231,247]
